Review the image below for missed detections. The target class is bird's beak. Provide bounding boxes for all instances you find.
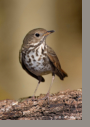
[43,30,55,37]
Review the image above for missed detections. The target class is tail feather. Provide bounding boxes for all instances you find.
[56,69,68,80]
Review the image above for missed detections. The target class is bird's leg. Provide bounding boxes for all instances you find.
[32,77,41,101]
[39,75,55,100]
[46,75,55,98]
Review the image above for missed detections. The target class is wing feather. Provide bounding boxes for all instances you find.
[47,46,68,80]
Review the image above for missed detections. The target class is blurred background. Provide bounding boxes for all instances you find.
[0,0,82,100]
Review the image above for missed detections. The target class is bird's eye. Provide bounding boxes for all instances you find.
[35,33,40,37]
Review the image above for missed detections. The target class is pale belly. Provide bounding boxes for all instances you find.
[24,45,52,76]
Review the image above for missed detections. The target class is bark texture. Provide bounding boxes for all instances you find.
[0,89,82,120]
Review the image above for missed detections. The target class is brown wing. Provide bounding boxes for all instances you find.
[47,46,68,80]
[19,50,45,82]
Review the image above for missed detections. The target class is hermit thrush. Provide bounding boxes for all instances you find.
[19,28,68,100]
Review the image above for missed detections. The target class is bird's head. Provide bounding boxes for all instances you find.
[23,28,55,47]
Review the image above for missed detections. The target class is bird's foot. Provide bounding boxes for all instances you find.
[31,96,37,101]
[38,93,50,101]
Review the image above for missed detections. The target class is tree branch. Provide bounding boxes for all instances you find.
[0,89,82,120]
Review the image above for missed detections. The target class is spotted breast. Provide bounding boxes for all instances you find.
[23,43,52,76]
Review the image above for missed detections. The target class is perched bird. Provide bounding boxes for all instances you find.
[19,28,68,100]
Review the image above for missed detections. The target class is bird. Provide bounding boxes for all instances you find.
[19,28,68,100]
